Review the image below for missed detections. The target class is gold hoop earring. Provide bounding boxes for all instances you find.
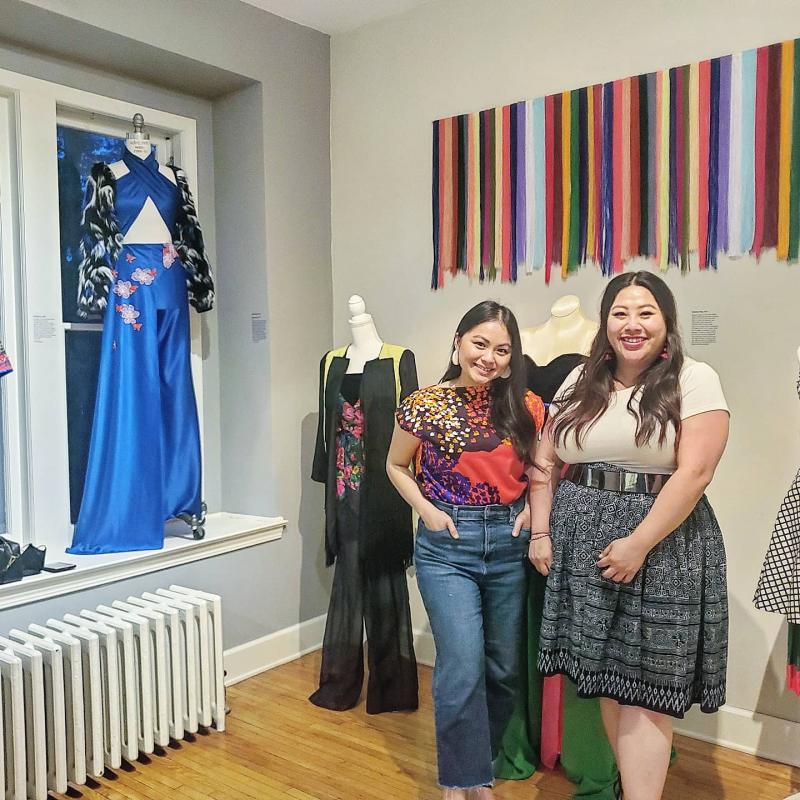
[451,349,459,367]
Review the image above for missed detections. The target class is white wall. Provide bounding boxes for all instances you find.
[331,0,800,756]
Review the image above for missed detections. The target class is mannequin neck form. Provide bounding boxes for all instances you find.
[346,315,383,373]
[125,139,151,160]
[550,294,581,317]
[521,295,599,363]
[541,304,592,337]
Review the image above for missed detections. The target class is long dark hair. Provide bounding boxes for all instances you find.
[552,271,684,449]
[441,301,536,463]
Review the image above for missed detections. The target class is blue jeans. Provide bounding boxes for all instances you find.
[415,497,529,789]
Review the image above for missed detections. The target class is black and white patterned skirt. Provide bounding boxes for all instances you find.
[754,468,800,623]
[538,463,728,719]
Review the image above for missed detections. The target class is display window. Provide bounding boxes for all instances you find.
[0,74,202,554]
[0,68,281,607]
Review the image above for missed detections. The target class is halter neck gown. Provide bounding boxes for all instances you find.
[68,150,206,554]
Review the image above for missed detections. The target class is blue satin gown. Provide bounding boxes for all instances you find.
[68,150,202,554]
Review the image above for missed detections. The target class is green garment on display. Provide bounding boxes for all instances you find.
[560,680,619,799]
[494,566,619,799]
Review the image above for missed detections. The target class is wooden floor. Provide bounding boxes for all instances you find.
[54,651,799,800]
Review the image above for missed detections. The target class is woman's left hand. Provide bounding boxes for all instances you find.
[511,505,530,538]
[596,536,649,584]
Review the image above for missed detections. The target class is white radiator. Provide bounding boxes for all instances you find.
[0,586,224,799]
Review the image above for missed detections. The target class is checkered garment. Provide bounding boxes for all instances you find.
[754,372,800,624]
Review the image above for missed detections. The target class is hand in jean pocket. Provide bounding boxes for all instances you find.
[511,504,530,538]
[420,508,459,539]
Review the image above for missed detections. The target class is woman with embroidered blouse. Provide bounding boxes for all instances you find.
[387,301,544,800]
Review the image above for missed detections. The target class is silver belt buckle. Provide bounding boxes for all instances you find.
[623,472,640,493]
[600,470,616,490]
[586,467,601,489]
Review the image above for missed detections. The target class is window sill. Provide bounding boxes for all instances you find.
[0,512,286,611]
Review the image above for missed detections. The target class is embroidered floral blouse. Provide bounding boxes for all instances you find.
[396,385,545,506]
[335,396,365,500]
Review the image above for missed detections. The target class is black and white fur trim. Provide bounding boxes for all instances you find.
[167,165,215,313]
[76,163,123,318]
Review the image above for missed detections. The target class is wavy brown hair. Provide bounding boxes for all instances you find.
[552,272,684,450]
[441,301,536,463]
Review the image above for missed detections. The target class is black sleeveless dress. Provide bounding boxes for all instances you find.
[525,353,585,405]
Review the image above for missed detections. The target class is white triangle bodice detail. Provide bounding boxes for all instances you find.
[122,195,174,244]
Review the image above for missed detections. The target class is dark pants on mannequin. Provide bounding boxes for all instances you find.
[309,501,419,713]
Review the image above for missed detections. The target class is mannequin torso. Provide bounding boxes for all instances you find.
[520,295,598,364]
[520,295,599,404]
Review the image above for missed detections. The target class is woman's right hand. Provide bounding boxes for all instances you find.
[420,508,459,539]
[528,535,552,575]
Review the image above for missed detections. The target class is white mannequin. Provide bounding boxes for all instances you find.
[520,294,599,363]
[108,114,177,245]
[345,295,383,373]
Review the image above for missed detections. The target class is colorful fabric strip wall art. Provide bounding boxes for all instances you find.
[431,37,800,288]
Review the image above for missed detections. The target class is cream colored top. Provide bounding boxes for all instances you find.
[550,358,729,474]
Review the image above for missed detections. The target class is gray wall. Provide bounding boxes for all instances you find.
[0,0,333,647]
[0,549,278,649]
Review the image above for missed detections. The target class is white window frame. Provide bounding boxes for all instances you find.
[0,93,26,541]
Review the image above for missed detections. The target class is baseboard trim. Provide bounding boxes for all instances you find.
[224,623,800,769]
[414,628,435,668]
[675,703,800,768]
[223,613,327,686]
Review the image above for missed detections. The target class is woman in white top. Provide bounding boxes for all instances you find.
[529,272,730,800]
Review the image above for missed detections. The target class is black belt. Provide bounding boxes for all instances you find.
[564,464,669,495]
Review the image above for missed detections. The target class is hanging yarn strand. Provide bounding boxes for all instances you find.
[789,39,800,262]
[431,119,441,289]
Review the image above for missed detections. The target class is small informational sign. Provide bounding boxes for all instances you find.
[691,311,719,347]
[33,315,56,343]
[251,312,267,344]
